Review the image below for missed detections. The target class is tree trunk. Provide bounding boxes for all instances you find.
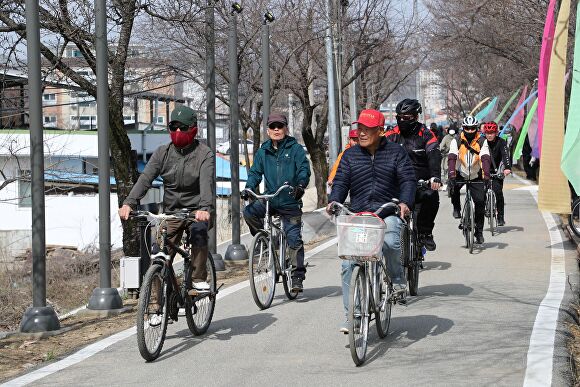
[301,106,328,208]
[108,91,140,257]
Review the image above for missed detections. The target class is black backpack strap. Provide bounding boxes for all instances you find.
[461,138,480,156]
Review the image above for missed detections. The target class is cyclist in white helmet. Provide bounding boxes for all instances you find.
[447,115,491,244]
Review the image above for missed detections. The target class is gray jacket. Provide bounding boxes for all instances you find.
[124,141,215,213]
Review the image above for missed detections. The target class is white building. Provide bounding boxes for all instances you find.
[416,69,448,125]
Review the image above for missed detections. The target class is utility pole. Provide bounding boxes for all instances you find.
[224,2,247,261]
[325,0,339,169]
[19,0,60,332]
[348,59,357,127]
[88,0,123,311]
[262,11,275,139]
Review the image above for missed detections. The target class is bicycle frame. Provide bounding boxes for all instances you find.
[262,197,288,277]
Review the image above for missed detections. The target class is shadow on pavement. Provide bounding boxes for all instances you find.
[364,314,454,365]
[495,225,524,233]
[422,261,451,271]
[158,313,277,361]
[406,283,474,305]
[294,285,341,303]
[481,241,509,250]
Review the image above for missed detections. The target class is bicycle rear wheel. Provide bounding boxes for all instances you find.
[570,197,580,238]
[375,261,392,339]
[136,263,169,361]
[249,232,276,309]
[186,253,217,335]
[282,260,299,300]
[349,265,369,366]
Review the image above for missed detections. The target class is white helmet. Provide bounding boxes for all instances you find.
[462,115,480,128]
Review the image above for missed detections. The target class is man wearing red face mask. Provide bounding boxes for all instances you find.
[119,105,215,291]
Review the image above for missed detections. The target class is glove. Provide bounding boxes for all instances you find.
[448,179,456,195]
[240,189,251,200]
[292,184,306,200]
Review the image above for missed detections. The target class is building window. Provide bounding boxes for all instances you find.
[70,115,97,130]
[44,116,57,127]
[43,93,56,104]
[18,170,32,208]
[156,116,164,124]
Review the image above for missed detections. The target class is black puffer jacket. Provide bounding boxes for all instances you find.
[329,137,416,213]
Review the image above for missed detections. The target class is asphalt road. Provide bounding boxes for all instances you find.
[5,176,577,386]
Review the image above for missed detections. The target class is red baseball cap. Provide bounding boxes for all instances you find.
[348,129,358,138]
[353,109,385,128]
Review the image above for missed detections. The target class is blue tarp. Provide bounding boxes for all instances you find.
[44,170,163,187]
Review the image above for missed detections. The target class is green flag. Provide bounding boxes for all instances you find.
[513,98,538,163]
[495,87,521,123]
[561,7,580,193]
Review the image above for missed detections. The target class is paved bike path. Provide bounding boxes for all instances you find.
[6,177,577,386]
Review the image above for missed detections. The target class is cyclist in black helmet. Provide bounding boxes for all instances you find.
[384,99,442,251]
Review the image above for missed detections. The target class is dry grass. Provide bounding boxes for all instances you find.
[0,250,121,332]
[569,305,580,386]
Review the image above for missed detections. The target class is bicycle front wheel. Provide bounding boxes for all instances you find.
[375,261,392,339]
[570,198,580,238]
[349,265,369,366]
[249,232,276,309]
[469,200,475,253]
[487,190,496,236]
[186,253,217,335]
[462,204,470,249]
[136,263,169,361]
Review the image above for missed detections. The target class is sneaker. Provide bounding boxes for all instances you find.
[422,234,436,251]
[393,282,407,294]
[497,216,505,226]
[339,320,349,334]
[453,209,461,219]
[442,184,447,191]
[149,314,163,327]
[291,277,304,292]
[192,281,210,291]
[475,232,485,244]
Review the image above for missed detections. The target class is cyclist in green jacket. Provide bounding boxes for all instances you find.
[241,113,311,291]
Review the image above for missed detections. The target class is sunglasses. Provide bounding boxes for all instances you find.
[169,122,190,132]
[463,126,478,132]
[397,114,415,121]
[268,122,285,130]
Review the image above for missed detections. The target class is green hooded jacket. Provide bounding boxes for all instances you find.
[245,135,311,211]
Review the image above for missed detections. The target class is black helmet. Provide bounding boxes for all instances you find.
[396,99,422,115]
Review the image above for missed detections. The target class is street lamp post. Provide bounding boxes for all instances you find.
[262,11,275,139]
[224,2,248,261]
[19,0,60,332]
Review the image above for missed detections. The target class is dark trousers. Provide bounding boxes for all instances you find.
[416,188,440,235]
[165,219,209,282]
[451,177,486,232]
[492,178,505,217]
[243,200,306,279]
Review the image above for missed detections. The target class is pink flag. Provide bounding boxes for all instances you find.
[511,85,528,131]
[537,0,557,157]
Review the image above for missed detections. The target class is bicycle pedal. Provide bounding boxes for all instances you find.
[458,224,463,229]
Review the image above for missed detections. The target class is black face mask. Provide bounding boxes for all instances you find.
[397,117,418,136]
[464,130,477,142]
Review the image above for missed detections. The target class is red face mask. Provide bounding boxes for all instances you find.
[170,127,198,148]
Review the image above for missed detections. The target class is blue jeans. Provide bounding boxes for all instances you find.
[243,200,306,279]
[341,215,403,316]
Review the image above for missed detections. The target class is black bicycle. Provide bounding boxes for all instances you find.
[570,196,580,238]
[131,209,220,361]
[244,184,300,310]
[458,180,486,253]
[485,172,504,236]
[401,180,430,296]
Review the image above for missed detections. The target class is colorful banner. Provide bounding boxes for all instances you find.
[499,88,538,136]
[510,85,529,131]
[469,97,490,116]
[495,87,522,123]
[475,97,497,122]
[536,0,558,158]
[561,5,580,194]
[513,98,538,162]
[538,0,571,213]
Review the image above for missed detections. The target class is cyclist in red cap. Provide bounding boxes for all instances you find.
[482,121,511,226]
[327,129,359,191]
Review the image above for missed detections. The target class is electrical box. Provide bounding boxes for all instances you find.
[120,256,141,289]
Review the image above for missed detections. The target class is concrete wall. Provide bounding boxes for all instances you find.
[0,230,31,262]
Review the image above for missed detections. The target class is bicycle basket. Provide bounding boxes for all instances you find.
[336,214,386,261]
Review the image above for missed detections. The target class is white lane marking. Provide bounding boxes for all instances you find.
[522,186,566,387]
[511,172,533,186]
[1,327,136,387]
[2,237,338,386]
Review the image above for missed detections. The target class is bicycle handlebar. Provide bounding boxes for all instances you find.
[129,208,195,221]
[330,200,400,217]
[243,184,293,201]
